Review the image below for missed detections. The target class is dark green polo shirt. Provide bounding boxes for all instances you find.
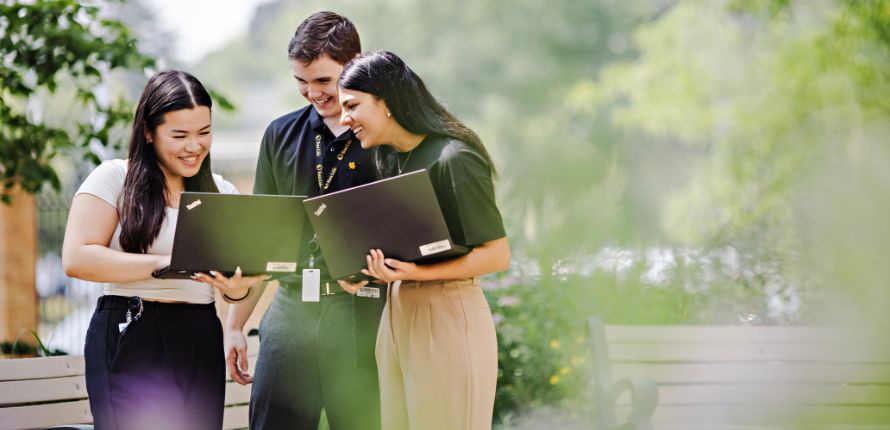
[254,105,378,281]
[395,135,506,250]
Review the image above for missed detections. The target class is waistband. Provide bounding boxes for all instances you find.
[97,295,216,314]
[280,279,349,296]
[280,279,388,297]
[395,277,479,289]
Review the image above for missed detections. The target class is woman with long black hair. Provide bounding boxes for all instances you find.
[337,51,511,430]
[62,70,263,430]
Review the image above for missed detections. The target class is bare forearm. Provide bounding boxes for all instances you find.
[225,281,267,332]
[62,244,166,283]
[415,237,511,281]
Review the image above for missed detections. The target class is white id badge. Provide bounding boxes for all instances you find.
[302,269,320,302]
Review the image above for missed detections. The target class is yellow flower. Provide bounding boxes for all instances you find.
[560,366,571,375]
[571,356,584,366]
[348,162,356,170]
[550,340,560,349]
[549,375,560,385]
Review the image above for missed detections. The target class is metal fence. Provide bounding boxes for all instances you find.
[36,188,101,355]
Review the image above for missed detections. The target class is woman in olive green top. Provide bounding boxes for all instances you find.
[337,50,510,430]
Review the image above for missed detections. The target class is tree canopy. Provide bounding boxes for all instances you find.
[0,0,154,203]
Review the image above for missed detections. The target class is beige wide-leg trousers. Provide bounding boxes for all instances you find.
[376,278,498,430]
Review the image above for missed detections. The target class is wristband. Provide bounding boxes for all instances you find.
[223,286,252,303]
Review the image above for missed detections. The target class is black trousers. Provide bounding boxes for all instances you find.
[84,295,225,430]
[250,284,385,430]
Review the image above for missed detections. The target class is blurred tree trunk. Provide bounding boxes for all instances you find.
[0,187,37,342]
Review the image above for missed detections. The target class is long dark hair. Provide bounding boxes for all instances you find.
[119,70,218,253]
[338,50,496,177]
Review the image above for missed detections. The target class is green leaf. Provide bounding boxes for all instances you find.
[207,88,237,112]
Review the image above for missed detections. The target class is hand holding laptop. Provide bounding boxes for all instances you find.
[337,249,418,292]
[336,279,368,294]
[362,248,417,283]
[192,266,267,303]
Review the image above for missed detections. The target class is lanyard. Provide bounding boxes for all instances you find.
[315,133,352,193]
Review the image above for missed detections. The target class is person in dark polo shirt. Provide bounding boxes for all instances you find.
[224,12,384,430]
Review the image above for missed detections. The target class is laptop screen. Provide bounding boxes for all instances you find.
[155,193,305,279]
[303,170,467,280]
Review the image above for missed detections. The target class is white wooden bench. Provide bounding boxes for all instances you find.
[588,318,890,430]
[0,335,259,430]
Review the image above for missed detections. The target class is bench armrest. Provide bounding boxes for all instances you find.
[607,377,658,430]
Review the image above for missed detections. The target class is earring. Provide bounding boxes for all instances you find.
[386,111,392,118]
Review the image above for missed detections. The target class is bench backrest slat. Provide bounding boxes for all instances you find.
[0,356,85,381]
[616,404,890,427]
[623,384,890,406]
[0,375,88,405]
[223,404,249,430]
[604,325,876,344]
[0,399,91,430]
[609,342,890,363]
[612,362,890,384]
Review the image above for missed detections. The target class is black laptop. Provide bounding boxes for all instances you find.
[152,192,306,279]
[302,169,469,280]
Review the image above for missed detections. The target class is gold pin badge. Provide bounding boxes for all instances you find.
[348,162,356,170]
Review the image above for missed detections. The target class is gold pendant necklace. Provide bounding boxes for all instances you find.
[397,150,413,175]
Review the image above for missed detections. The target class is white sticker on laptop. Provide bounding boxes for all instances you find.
[357,286,380,298]
[314,203,327,216]
[266,262,297,272]
[419,239,452,256]
[185,199,202,210]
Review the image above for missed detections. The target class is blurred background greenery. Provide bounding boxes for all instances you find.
[3,0,890,427]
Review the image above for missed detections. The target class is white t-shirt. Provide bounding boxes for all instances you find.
[74,159,239,304]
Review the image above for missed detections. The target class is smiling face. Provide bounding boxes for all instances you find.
[338,88,393,149]
[147,106,212,182]
[292,53,346,120]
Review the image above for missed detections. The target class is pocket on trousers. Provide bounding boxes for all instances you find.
[108,319,137,371]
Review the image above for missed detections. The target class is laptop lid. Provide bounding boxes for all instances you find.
[153,192,305,279]
[303,169,468,281]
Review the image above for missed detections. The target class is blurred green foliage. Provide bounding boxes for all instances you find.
[0,0,155,203]
[592,0,890,323]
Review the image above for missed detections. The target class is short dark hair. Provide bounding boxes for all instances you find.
[287,11,360,65]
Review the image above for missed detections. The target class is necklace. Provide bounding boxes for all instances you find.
[315,134,352,192]
[397,150,413,175]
